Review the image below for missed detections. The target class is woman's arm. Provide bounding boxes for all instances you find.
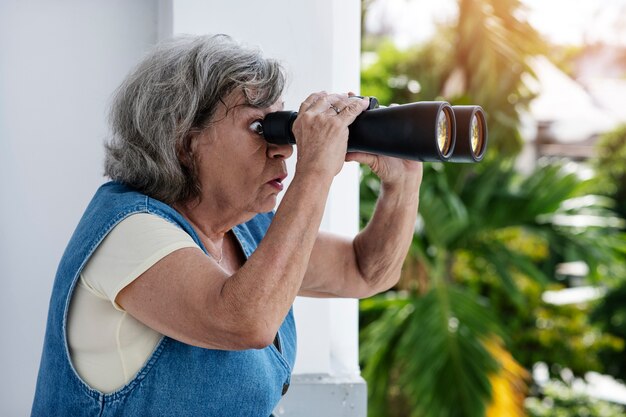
[299,155,423,299]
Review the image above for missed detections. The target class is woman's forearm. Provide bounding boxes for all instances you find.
[352,179,421,294]
[219,172,333,343]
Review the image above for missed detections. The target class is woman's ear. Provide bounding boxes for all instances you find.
[177,130,199,168]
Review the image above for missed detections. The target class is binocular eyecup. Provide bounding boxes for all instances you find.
[262,97,488,163]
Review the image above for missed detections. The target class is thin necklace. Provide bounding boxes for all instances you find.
[211,233,228,264]
[207,237,224,263]
[199,233,224,264]
[212,248,224,264]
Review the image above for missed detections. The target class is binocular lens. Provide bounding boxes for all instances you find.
[437,108,454,157]
[470,114,483,156]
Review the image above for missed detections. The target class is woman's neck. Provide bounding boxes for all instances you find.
[173,196,253,242]
[173,197,249,270]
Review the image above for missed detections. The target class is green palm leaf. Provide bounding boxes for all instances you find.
[361,284,502,417]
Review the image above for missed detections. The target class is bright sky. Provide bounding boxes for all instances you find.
[524,0,626,45]
[366,0,626,47]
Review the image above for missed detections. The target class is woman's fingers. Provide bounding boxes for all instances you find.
[306,93,346,114]
[298,91,327,113]
[299,92,369,119]
[345,151,377,167]
[336,96,369,122]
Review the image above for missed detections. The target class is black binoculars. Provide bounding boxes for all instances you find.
[261,97,487,163]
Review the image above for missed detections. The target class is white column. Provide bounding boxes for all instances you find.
[169,1,366,414]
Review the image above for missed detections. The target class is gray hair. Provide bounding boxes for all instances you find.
[104,34,286,204]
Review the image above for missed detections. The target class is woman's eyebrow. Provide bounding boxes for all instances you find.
[241,101,285,115]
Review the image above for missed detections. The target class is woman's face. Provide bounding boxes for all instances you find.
[192,90,292,216]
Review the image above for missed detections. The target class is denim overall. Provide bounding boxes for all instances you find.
[31,181,296,417]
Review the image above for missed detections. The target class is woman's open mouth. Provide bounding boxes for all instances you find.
[267,174,287,191]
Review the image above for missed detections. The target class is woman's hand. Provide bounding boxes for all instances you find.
[345,151,423,191]
[344,93,423,191]
[291,92,370,179]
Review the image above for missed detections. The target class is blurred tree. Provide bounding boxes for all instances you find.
[449,0,545,156]
[593,124,626,221]
[525,378,626,417]
[361,0,545,156]
[359,1,626,416]
[591,281,626,382]
[587,124,626,383]
[457,258,624,377]
[360,160,626,417]
[361,39,453,106]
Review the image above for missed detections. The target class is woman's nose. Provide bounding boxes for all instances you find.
[267,143,294,160]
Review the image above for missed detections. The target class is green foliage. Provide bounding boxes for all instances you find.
[361,285,501,417]
[458,265,625,377]
[419,159,626,376]
[361,39,453,105]
[591,281,626,381]
[360,159,626,416]
[525,379,626,417]
[415,160,626,290]
[593,124,626,220]
[359,1,626,416]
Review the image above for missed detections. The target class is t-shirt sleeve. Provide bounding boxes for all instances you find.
[80,213,201,311]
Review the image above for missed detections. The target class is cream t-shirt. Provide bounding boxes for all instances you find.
[67,213,200,393]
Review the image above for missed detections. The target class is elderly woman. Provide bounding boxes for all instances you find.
[31,34,422,416]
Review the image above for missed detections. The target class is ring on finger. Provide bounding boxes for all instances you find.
[330,104,341,114]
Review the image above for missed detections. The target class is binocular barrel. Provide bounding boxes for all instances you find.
[262,98,488,163]
[449,105,488,163]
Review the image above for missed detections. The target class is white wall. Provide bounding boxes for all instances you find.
[0,1,160,415]
[0,0,362,415]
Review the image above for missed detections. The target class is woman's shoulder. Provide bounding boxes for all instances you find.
[84,181,187,231]
[82,212,199,305]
